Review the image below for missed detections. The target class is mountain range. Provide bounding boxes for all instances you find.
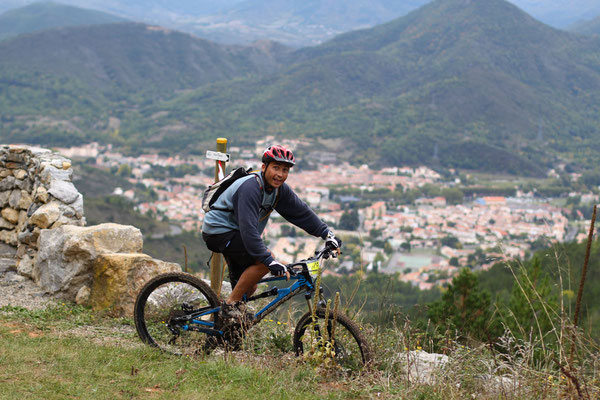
[1,0,600,175]
[0,2,126,41]
[2,1,600,46]
[571,16,600,36]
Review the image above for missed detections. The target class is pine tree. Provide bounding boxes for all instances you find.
[428,268,493,342]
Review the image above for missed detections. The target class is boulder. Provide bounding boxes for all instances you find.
[29,201,61,229]
[90,253,180,316]
[1,208,19,224]
[34,223,143,300]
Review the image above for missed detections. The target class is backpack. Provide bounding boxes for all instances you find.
[202,167,282,219]
[202,167,255,212]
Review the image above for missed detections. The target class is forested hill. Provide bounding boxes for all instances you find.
[0,22,290,92]
[129,0,600,173]
[0,2,127,41]
[0,22,291,146]
[2,0,600,174]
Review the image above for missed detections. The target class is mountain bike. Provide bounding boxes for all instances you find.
[134,243,372,369]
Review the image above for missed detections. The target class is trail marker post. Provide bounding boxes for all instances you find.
[207,138,229,296]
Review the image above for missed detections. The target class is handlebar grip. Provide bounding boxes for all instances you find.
[287,265,298,276]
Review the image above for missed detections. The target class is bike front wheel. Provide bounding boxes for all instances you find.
[134,272,220,355]
[293,308,372,370]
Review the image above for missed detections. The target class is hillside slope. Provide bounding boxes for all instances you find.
[131,0,600,173]
[0,22,289,92]
[0,22,290,146]
[0,2,126,41]
[3,0,600,173]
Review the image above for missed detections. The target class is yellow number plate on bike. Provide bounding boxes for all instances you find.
[306,261,320,273]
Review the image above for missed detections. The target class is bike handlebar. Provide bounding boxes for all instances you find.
[286,242,341,275]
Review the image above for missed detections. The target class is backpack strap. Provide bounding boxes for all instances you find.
[252,172,280,222]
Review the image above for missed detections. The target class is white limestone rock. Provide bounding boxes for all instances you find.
[30,201,61,229]
[40,165,72,184]
[70,194,84,217]
[405,350,449,384]
[47,180,80,204]
[34,223,143,300]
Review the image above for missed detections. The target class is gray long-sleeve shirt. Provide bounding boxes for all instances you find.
[202,173,329,266]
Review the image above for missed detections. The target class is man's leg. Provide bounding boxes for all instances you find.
[227,263,269,303]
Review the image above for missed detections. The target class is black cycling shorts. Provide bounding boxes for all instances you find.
[202,230,256,289]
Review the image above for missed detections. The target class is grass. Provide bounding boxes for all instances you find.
[2,278,600,399]
[0,304,377,399]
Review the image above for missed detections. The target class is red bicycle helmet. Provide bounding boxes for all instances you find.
[262,144,295,166]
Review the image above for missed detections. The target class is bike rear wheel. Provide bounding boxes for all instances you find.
[134,272,220,355]
[293,308,372,370]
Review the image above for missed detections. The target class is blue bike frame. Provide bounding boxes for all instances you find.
[181,266,316,336]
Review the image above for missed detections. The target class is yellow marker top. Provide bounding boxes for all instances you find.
[217,138,228,144]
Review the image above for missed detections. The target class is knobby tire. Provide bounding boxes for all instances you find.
[134,272,219,355]
[293,308,372,369]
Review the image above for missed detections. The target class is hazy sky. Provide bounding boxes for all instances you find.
[1,0,599,29]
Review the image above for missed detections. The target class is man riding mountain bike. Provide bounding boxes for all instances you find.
[202,144,341,323]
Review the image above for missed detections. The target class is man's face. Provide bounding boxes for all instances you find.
[262,161,291,188]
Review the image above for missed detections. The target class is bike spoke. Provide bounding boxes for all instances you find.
[142,280,214,355]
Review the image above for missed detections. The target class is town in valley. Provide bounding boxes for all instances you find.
[56,139,597,290]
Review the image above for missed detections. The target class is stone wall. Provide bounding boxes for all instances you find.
[0,145,85,277]
[0,145,180,315]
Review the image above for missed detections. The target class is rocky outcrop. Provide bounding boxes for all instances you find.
[90,253,180,315]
